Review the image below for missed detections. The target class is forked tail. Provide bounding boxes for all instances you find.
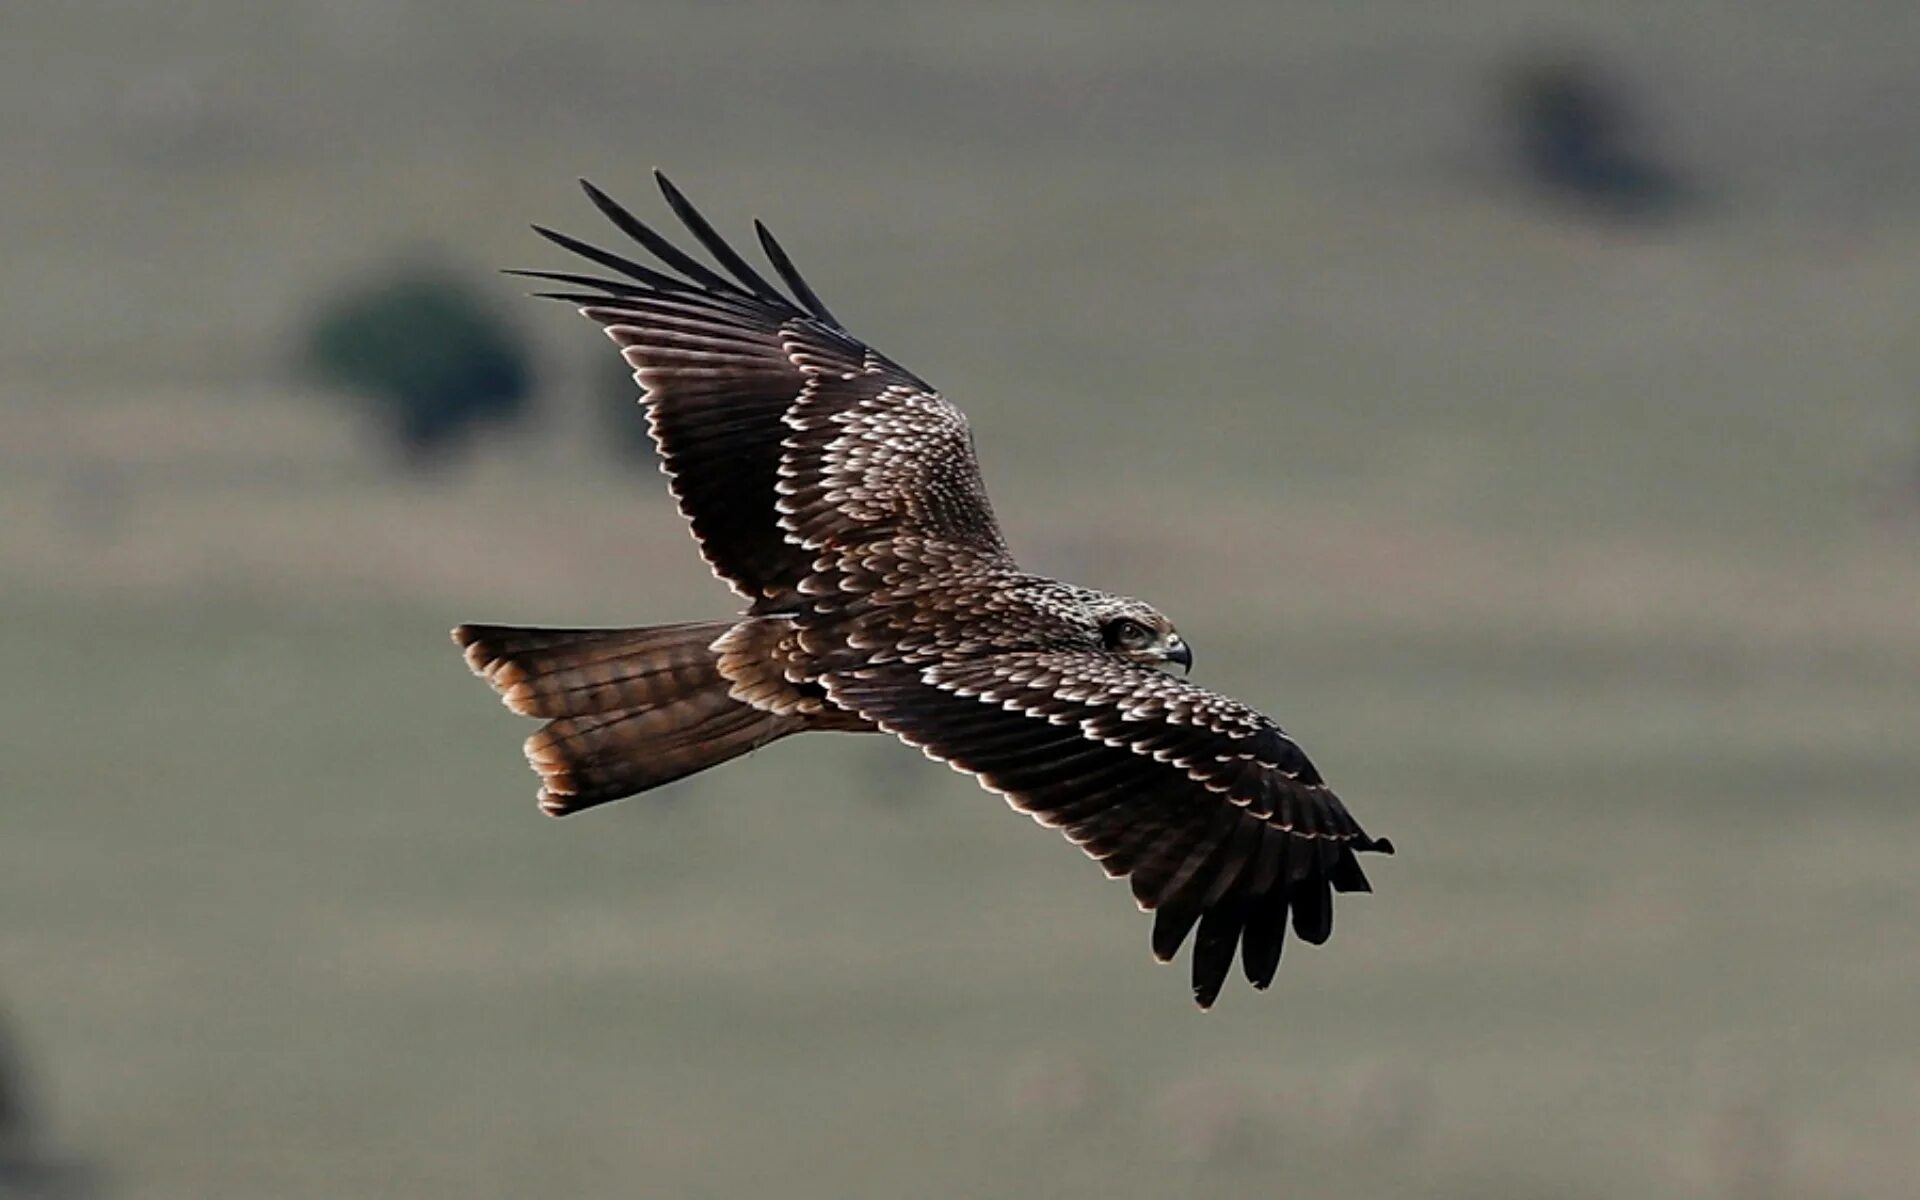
[453,621,802,815]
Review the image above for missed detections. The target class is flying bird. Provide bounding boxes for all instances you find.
[454,174,1393,1007]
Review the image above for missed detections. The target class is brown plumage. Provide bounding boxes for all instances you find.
[455,173,1392,1007]
[454,622,812,814]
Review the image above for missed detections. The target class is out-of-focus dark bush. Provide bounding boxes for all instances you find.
[0,1008,97,1199]
[1502,50,1691,221]
[304,267,535,469]
[0,1010,28,1172]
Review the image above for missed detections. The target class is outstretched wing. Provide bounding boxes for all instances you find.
[823,652,1393,1008]
[519,174,1010,606]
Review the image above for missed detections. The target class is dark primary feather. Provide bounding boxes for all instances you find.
[754,219,841,326]
[504,266,680,301]
[648,172,791,305]
[1239,892,1290,988]
[1192,897,1250,1008]
[580,177,749,300]
[529,224,697,297]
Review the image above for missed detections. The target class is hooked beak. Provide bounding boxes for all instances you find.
[1167,638,1193,675]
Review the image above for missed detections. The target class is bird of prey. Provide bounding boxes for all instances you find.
[454,174,1392,1007]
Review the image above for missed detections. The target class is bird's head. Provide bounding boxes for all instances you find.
[1084,594,1192,675]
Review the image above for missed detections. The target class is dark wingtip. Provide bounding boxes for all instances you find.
[1240,898,1288,987]
[1189,903,1245,1009]
[529,223,584,254]
[533,172,836,325]
[566,176,741,296]
[646,170,678,215]
[1290,877,1334,946]
[754,217,841,327]
[578,177,619,216]
[1151,904,1202,963]
[651,171,787,303]
[578,178,622,220]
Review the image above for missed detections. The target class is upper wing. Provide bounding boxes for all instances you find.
[823,652,1393,1008]
[519,174,1010,606]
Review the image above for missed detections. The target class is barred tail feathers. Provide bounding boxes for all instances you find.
[453,621,802,815]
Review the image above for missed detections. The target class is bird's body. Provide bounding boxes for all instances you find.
[455,175,1391,1007]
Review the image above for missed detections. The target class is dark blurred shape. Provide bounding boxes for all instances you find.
[304,266,535,470]
[0,1009,101,1199]
[597,347,661,468]
[1503,50,1689,220]
[0,1012,27,1167]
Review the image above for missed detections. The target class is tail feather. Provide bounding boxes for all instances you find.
[456,621,731,719]
[453,620,803,815]
[524,699,796,816]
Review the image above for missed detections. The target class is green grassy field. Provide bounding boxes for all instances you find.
[4,4,1919,1197]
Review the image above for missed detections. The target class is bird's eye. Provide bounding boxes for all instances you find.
[1104,618,1154,651]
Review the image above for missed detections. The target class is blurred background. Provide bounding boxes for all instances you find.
[5,3,1918,1197]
